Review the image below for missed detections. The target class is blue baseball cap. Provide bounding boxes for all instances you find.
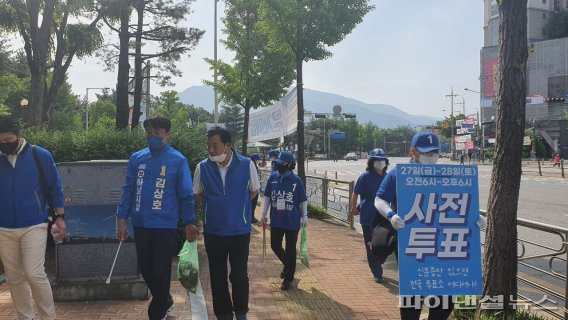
[250,153,261,161]
[369,148,388,159]
[411,132,440,154]
[274,151,295,165]
[268,149,280,158]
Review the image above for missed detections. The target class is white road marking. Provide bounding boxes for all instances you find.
[189,278,207,320]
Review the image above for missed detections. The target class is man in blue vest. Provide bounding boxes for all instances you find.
[117,116,197,320]
[192,126,260,320]
[0,115,66,320]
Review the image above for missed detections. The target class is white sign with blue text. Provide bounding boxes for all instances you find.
[396,164,483,296]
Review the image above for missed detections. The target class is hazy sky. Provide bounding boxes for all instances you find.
[64,0,484,118]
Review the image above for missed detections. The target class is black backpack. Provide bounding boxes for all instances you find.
[31,145,56,247]
[367,213,397,260]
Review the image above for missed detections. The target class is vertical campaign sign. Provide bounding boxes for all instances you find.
[396,164,483,296]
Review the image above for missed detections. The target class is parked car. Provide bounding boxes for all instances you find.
[344,152,358,161]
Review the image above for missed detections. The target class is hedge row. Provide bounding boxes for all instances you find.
[24,125,209,170]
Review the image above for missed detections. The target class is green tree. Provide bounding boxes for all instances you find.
[479,0,528,317]
[360,121,378,151]
[1,0,105,126]
[219,104,244,148]
[151,90,191,129]
[101,0,203,129]
[50,82,82,130]
[205,0,295,156]
[45,0,105,127]
[187,104,213,127]
[260,0,374,182]
[436,114,466,139]
[87,98,116,128]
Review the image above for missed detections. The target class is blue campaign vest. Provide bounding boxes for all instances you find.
[264,172,307,231]
[199,150,252,236]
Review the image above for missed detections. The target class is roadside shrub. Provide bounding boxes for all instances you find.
[23,125,208,170]
[308,203,330,219]
[450,296,549,320]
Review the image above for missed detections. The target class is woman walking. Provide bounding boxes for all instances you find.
[349,148,389,283]
[261,151,308,290]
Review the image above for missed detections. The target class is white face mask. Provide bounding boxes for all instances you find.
[209,146,228,163]
[418,153,439,164]
[373,160,386,173]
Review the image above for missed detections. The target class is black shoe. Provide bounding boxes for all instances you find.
[280,280,291,290]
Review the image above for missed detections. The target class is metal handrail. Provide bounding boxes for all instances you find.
[260,172,567,319]
[480,210,567,319]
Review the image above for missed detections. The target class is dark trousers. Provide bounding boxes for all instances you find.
[251,194,259,220]
[362,225,385,279]
[134,227,176,320]
[400,296,454,320]
[270,227,299,282]
[204,233,250,320]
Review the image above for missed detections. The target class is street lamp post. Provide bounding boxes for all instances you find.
[446,88,458,160]
[213,0,219,124]
[85,87,110,131]
[465,88,485,163]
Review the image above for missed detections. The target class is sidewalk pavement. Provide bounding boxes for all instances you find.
[0,218,401,320]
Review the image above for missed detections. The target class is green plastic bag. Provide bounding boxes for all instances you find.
[177,240,199,293]
[299,227,309,267]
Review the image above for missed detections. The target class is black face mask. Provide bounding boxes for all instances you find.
[277,163,289,174]
[0,141,19,155]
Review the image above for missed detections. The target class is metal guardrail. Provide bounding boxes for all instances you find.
[259,170,567,319]
[259,169,355,227]
[480,211,567,319]
[522,159,565,178]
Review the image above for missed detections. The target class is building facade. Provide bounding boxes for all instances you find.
[480,0,568,156]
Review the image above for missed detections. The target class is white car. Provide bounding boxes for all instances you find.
[344,152,358,161]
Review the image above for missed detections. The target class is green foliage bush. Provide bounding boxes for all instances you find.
[450,296,548,320]
[308,203,330,219]
[23,124,209,170]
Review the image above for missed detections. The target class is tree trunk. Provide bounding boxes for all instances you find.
[14,0,56,126]
[115,1,131,130]
[131,0,144,130]
[478,0,527,317]
[295,54,305,185]
[27,69,46,125]
[242,104,250,156]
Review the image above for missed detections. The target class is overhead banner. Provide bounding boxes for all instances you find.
[248,88,298,142]
[396,164,483,296]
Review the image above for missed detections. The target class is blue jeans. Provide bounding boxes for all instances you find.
[362,225,385,279]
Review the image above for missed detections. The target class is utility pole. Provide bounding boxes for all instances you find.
[213,0,219,124]
[446,87,458,160]
[145,61,151,119]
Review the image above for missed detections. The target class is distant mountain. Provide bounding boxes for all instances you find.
[176,85,440,128]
